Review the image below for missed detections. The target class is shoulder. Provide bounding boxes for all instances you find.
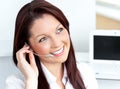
[77,62,99,89]
[6,73,25,89]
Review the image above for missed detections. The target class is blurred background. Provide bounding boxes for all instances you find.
[96,0,120,29]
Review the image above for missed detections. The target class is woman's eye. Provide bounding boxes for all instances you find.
[56,28,63,34]
[39,37,47,42]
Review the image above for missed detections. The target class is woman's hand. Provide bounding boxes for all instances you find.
[16,44,38,89]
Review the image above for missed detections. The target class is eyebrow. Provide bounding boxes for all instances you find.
[35,23,61,39]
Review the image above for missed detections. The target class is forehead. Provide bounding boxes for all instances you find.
[30,14,60,37]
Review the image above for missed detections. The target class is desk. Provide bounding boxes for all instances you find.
[97,79,120,89]
[75,52,120,89]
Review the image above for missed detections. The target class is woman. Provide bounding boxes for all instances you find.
[6,0,98,89]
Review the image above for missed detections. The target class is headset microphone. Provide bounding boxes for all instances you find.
[33,52,54,58]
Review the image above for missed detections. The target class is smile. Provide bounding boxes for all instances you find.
[51,47,64,56]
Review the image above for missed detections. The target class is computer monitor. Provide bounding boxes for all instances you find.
[89,30,120,63]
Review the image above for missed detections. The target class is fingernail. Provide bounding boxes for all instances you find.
[25,42,29,47]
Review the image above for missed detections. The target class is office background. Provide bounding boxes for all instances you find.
[1,0,120,89]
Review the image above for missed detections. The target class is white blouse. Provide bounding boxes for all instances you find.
[5,63,98,89]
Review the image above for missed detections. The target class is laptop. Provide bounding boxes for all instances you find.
[89,30,120,80]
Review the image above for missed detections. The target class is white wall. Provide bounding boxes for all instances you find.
[0,0,95,89]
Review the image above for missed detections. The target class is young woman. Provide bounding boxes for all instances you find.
[6,0,98,89]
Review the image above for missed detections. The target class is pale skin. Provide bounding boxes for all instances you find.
[16,14,70,89]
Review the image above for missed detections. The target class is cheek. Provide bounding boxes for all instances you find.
[33,44,50,54]
[29,38,51,54]
[62,31,70,44]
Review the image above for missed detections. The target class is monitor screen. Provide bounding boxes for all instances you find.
[94,35,120,61]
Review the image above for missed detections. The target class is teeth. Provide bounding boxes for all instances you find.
[52,48,63,55]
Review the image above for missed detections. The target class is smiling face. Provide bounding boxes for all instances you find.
[29,14,70,65]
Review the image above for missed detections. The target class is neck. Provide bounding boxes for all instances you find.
[42,62,64,81]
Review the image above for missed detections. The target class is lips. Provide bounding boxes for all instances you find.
[51,47,64,56]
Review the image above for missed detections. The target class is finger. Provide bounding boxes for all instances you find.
[29,51,37,68]
[29,52,38,75]
[23,43,30,50]
[16,46,31,64]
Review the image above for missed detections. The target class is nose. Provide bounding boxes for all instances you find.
[51,36,61,48]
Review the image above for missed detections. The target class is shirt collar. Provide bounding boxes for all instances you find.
[62,65,68,85]
[41,62,68,84]
[41,62,56,83]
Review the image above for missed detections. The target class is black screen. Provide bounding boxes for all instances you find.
[94,35,120,60]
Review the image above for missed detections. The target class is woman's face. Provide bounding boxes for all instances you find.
[29,14,70,65]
